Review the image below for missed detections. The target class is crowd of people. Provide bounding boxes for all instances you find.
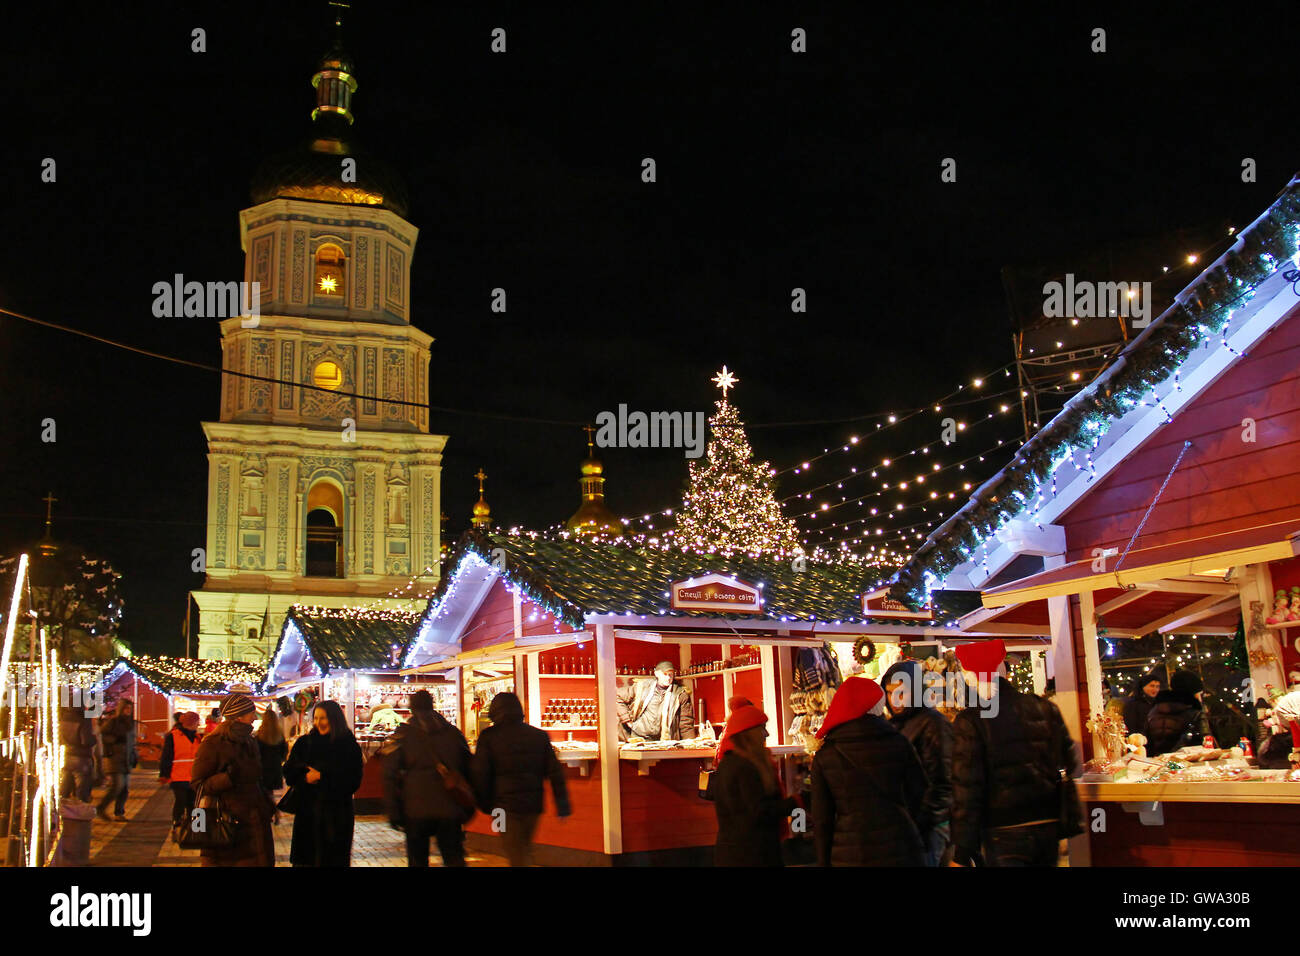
[710,639,1083,867]
[59,687,570,867]
[55,643,1246,867]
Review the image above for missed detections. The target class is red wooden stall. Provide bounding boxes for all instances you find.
[404,533,976,864]
[897,176,1300,865]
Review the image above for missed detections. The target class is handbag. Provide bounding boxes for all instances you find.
[176,776,240,850]
[436,760,476,810]
[698,768,716,801]
[277,785,303,815]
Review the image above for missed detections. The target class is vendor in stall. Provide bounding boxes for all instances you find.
[617,660,694,741]
[1122,670,1164,739]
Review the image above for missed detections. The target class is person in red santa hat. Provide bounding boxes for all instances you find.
[809,676,928,866]
[711,701,800,866]
[949,639,1082,867]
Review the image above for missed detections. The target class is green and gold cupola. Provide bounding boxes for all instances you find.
[565,427,623,536]
[249,7,408,218]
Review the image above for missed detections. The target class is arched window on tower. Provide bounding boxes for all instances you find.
[305,481,345,577]
[314,244,346,300]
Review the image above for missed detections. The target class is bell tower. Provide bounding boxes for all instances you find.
[191,12,447,663]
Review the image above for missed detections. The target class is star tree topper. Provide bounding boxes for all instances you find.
[711,365,739,398]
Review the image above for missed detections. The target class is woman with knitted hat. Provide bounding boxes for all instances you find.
[712,702,799,866]
[810,677,927,866]
[189,692,277,866]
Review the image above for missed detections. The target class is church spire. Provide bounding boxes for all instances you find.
[312,2,358,127]
[565,427,623,537]
[39,492,58,557]
[471,469,492,528]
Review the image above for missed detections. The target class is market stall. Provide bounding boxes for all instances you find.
[98,656,271,759]
[266,605,453,809]
[890,178,1300,865]
[403,530,980,864]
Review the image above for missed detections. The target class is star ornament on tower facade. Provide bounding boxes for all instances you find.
[711,366,739,398]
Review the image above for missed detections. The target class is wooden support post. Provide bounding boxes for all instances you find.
[776,642,795,747]
[519,651,534,725]
[1237,563,1286,698]
[1045,553,1082,744]
[1079,589,1104,724]
[343,670,355,732]
[594,623,622,855]
[760,644,778,743]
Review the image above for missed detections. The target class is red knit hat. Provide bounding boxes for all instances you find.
[815,677,884,739]
[716,704,769,764]
[955,639,1006,681]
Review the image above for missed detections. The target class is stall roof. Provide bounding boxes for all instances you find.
[424,529,980,632]
[103,655,268,696]
[274,605,423,676]
[982,520,1300,607]
[890,175,1300,608]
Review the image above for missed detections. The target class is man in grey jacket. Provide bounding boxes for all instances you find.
[617,661,695,741]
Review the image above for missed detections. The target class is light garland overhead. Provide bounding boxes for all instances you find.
[891,176,1300,607]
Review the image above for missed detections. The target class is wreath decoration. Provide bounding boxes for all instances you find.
[293,688,317,714]
[853,636,876,666]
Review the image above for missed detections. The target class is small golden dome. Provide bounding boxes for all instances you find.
[471,468,492,527]
[566,427,621,537]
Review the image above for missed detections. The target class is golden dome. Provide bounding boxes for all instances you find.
[566,501,622,536]
[471,468,492,528]
[566,428,622,536]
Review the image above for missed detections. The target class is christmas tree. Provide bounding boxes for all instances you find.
[675,367,802,554]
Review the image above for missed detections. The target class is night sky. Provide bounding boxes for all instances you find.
[0,2,1293,653]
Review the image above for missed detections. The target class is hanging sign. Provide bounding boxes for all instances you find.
[861,587,932,620]
[670,573,763,614]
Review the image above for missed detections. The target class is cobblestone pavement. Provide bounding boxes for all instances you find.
[85,770,506,867]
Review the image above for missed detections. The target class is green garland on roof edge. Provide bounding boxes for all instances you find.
[890,183,1300,608]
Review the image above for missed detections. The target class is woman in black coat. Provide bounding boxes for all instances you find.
[811,677,927,867]
[712,702,798,866]
[255,706,289,793]
[282,700,364,866]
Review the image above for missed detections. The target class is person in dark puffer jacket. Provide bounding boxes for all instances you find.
[471,692,571,866]
[951,640,1080,867]
[382,689,474,867]
[811,677,927,867]
[882,659,954,866]
[1144,670,1210,756]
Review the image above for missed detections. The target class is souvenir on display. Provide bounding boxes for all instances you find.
[1268,590,1290,625]
[1290,586,1300,622]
